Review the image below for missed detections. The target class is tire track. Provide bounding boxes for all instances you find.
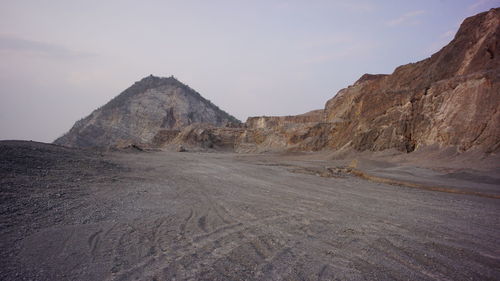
[88,228,103,260]
[107,214,292,281]
[211,204,234,224]
[60,228,75,255]
[317,264,328,281]
[372,238,454,281]
[178,208,193,234]
[259,247,295,280]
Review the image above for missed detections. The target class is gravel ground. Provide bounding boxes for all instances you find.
[1,141,499,280]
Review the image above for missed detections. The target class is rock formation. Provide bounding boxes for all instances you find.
[54,75,240,147]
[232,8,500,154]
[320,8,499,153]
[235,110,326,152]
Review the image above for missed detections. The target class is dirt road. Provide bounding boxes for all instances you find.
[1,141,499,280]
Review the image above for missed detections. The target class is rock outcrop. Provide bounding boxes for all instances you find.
[320,8,499,153]
[232,8,500,154]
[235,110,326,152]
[150,123,245,151]
[54,75,240,147]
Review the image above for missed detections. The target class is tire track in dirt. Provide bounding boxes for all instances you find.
[374,238,453,281]
[151,216,176,253]
[168,214,294,278]
[178,208,193,235]
[317,264,329,281]
[88,228,103,259]
[192,222,244,243]
[106,214,293,281]
[60,228,75,255]
[259,247,295,280]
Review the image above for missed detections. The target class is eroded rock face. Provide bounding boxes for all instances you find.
[236,110,326,152]
[174,124,245,151]
[246,110,324,129]
[54,75,240,147]
[321,8,500,153]
[237,8,499,154]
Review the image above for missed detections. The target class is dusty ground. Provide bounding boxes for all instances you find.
[1,141,499,281]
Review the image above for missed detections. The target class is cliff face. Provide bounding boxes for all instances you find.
[246,110,324,129]
[54,75,240,147]
[236,110,326,152]
[230,8,499,154]
[322,8,499,153]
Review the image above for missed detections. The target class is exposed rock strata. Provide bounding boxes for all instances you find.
[231,8,500,154]
[320,8,500,153]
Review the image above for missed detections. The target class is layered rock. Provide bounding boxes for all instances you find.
[55,75,240,147]
[236,110,326,152]
[321,8,500,153]
[234,8,500,154]
[246,110,324,129]
[151,123,245,151]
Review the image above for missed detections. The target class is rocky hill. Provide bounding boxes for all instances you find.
[54,75,240,147]
[227,8,499,154]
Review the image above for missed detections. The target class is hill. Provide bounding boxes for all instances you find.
[54,75,240,147]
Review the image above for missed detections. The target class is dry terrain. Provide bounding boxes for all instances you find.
[1,141,499,280]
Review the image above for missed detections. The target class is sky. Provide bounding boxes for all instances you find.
[1,0,499,142]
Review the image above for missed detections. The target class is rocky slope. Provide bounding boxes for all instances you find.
[230,8,499,154]
[236,110,326,152]
[54,75,240,147]
[156,110,326,153]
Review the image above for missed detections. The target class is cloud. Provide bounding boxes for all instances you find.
[386,10,426,27]
[0,35,96,59]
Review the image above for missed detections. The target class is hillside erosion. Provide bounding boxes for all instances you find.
[230,8,499,154]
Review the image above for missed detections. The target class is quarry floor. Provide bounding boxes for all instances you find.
[1,141,499,281]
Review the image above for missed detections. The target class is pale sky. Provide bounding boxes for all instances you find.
[1,0,498,142]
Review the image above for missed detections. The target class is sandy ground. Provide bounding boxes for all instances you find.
[1,141,499,280]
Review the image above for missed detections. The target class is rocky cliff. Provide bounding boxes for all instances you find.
[230,8,499,154]
[233,110,325,152]
[321,8,499,153]
[54,75,240,147]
